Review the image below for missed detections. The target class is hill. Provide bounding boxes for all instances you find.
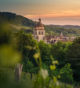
[45,25,80,36]
[0,12,35,33]
[0,12,35,27]
[0,12,80,36]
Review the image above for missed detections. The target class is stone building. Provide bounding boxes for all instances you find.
[33,18,45,41]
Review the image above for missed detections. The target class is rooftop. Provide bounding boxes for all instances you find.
[35,18,44,27]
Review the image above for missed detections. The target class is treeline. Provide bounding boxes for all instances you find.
[45,25,80,36]
[0,22,80,88]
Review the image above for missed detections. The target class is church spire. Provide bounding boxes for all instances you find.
[38,18,41,23]
[35,18,44,28]
[60,32,64,38]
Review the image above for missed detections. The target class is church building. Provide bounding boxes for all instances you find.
[33,18,75,43]
[33,18,45,41]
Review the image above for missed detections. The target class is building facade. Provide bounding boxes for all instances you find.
[33,18,45,41]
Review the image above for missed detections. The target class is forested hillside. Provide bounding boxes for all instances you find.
[45,25,80,36]
[0,12,35,26]
[0,12,80,36]
[0,12,35,33]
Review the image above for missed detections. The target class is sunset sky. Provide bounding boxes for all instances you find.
[0,0,80,25]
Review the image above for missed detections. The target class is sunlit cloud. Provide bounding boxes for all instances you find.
[24,10,80,25]
[24,10,80,19]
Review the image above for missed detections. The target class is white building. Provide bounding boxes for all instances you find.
[33,18,45,42]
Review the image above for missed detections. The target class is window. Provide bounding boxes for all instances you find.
[36,31,37,34]
[38,31,44,35]
[36,36,38,39]
[39,31,40,35]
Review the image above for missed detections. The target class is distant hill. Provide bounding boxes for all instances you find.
[0,12,80,36]
[0,12,35,27]
[45,25,80,36]
[0,12,36,33]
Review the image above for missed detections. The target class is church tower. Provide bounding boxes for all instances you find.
[34,18,45,41]
[60,32,64,38]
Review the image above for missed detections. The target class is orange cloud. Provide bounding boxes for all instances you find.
[24,10,80,19]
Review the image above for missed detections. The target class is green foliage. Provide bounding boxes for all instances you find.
[0,45,21,67]
[0,22,12,45]
[60,64,73,84]
[0,21,80,88]
[0,22,32,88]
[49,60,60,78]
[66,37,80,82]
[0,70,33,88]
[14,31,40,73]
[51,42,70,68]
[33,68,73,88]
[38,41,52,66]
[23,60,39,74]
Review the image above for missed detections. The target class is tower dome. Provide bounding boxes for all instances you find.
[35,18,44,28]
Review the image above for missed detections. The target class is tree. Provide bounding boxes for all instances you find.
[51,42,70,68]
[38,41,52,68]
[66,37,80,82]
[14,31,39,73]
[60,63,73,84]
[0,22,12,45]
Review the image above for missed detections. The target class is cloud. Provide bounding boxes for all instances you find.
[24,10,80,19]
[24,10,80,25]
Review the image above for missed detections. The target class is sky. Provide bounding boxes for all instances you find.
[0,0,80,25]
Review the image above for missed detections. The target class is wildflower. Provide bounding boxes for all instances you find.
[26,45,32,50]
[40,69,48,79]
[57,75,61,79]
[56,81,60,86]
[33,52,40,59]
[52,60,59,65]
[53,76,57,83]
[50,65,56,70]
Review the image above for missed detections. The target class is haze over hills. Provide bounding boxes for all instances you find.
[0,12,80,36]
